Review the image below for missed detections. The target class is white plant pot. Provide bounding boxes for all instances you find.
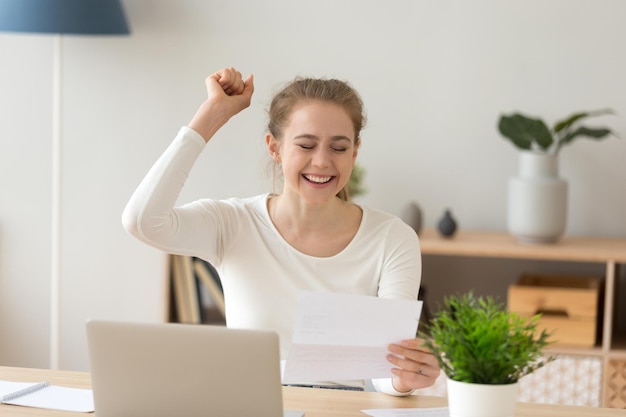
[507,151,567,244]
[447,378,519,417]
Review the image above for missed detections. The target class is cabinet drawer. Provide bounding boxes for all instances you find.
[508,274,602,347]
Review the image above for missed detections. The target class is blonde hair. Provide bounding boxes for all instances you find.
[267,77,366,201]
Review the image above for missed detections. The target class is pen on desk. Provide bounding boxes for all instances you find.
[0,381,50,402]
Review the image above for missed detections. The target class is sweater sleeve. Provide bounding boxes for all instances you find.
[121,127,220,258]
[371,378,415,396]
[377,218,422,300]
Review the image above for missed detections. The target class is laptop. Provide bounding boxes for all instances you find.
[86,320,304,417]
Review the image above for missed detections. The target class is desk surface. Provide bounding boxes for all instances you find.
[1,366,624,417]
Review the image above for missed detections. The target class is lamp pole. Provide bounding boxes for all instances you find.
[51,34,63,369]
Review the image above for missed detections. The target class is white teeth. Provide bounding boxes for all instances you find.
[305,175,332,184]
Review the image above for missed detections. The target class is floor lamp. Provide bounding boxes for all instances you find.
[0,0,130,369]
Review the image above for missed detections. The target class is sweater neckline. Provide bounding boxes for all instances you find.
[261,193,366,260]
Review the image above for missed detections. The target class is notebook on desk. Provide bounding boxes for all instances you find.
[86,320,303,417]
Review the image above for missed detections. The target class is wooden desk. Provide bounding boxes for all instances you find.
[1,366,624,417]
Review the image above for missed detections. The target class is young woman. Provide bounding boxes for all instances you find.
[122,67,440,395]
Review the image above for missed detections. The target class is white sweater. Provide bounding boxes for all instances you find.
[122,127,422,395]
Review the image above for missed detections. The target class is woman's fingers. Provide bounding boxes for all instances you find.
[203,68,253,113]
[217,67,245,96]
[387,339,441,390]
[189,68,254,141]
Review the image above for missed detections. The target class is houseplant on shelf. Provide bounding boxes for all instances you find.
[420,292,554,417]
[497,109,616,244]
[346,162,366,200]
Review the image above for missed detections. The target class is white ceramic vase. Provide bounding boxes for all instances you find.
[507,151,567,244]
[447,378,519,417]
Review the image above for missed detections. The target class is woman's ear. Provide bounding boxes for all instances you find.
[352,137,361,163]
[266,133,281,163]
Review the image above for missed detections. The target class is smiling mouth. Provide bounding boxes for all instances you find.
[303,174,334,184]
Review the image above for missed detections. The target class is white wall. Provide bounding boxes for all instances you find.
[1,0,625,371]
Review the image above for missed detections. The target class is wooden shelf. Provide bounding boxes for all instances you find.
[420,228,626,263]
[418,228,626,408]
[545,345,604,358]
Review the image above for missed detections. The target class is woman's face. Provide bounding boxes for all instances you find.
[269,100,359,205]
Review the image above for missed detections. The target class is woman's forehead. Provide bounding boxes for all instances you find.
[286,101,353,130]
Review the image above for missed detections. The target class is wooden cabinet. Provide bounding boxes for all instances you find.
[418,228,626,408]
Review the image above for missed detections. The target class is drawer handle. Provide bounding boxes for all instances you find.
[535,308,569,317]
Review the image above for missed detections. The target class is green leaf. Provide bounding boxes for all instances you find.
[553,109,614,134]
[498,114,553,151]
[497,108,615,154]
[556,126,615,153]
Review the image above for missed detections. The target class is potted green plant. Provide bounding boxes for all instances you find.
[420,292,554,417]
[496,109,617,244]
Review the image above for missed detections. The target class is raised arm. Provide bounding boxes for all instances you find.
[122,67,253,255]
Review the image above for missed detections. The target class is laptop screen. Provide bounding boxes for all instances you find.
[86,320,292,417]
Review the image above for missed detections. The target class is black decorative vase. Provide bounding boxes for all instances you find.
[437,209,457,238]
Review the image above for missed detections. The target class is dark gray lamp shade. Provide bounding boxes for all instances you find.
[0,0,130,35]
